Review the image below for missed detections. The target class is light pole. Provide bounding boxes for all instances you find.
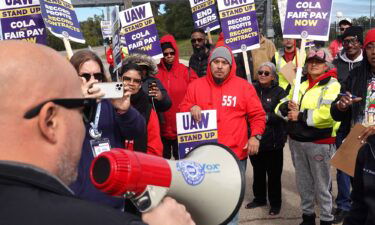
[371,0,372,29]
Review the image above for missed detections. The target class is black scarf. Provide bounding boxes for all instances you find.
[129,90,152,153]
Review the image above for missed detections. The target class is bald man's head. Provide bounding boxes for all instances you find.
[0,41,86,185]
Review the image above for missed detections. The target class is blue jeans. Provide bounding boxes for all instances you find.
[226,158,247,225]
[335,170,352,211]
[335,131,352,211]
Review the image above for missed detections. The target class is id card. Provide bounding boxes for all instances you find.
[90,138,111,157]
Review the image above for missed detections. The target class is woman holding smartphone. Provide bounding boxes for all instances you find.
[68,50,146,211]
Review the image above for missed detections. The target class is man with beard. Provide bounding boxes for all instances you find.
[332,26,363,224]
[0,40,195,225]
[329,18,352,59]
[180,46,266,225]
[189,28,212,77]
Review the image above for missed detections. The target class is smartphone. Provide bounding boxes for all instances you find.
[148,81,157,90]
[93,82,124,99]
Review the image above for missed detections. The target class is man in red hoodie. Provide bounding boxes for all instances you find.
[180,45,265,224]
[156,35,198,160]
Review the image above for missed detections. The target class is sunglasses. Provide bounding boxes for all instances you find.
[340,27,349,32]
[342,37,359,47]
[122,76,142,84]
[163,52,175,57]
[191,38,204,44]
[24,98,97,123]
[258,70,271,76]
[79,73,104,82]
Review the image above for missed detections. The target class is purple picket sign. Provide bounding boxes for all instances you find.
[218,1,260,53]
[123,23,162,58]
[190,0,220,32]
[0,2,46,44]
[178,134,218,159]
[283,0,333,41]
[119,3,162,59]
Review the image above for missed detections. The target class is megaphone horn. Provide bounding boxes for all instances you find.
[90,143,245,225]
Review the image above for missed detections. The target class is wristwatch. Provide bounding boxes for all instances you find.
[254,134,262,141]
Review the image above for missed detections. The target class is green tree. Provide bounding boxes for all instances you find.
[163,2,194,39]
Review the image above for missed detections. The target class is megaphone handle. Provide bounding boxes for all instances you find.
[131,185,169,212]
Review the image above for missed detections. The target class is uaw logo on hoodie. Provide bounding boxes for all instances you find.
[176,161,205,186]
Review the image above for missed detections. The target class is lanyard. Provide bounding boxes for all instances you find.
[89,102,102,139]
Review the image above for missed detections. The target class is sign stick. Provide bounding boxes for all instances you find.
[292,38,306,103]
[207,30,213,45]
[63,36,73,59]
[242,51,252,83]
[241,44,252,83]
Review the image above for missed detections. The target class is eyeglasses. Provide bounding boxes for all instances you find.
[258,70,271,76]
[24,98,97,123]
[366,44,375,51]
[343,37,359,47]
[191,38,204,44]
[122,76,142,84]
[79,73,105,82]
[163,52,175,57]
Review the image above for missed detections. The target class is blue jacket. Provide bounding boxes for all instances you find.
[70,100,146,210]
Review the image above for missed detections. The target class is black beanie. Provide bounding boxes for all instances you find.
[342,26,364,45]
[161,42,174,51]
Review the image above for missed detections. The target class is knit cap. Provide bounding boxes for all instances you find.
[210,47,232,65]
[364,29,375,49]
[342,26,363,44]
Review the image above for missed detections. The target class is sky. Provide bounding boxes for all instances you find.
[74,0,374,22]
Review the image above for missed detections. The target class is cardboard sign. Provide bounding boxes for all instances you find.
[280,61,296,84]
[176,110,218,159]
[282,0,333,41]
[330,124,366,177]
[39,0,84,43]
[0,0,46,44]
[119,3,163,59]
[100,20,112,39]
[189,0,220,32]
[217,0,260,53]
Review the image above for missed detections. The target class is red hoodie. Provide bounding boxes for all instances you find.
[156,35,198,140]
[179,45,266,160]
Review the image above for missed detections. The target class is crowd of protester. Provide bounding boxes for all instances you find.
[1,16,375,225]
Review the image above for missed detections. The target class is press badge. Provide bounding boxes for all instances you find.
[90,138,111,157]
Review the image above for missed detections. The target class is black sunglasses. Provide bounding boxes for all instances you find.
[340,27,347,32]
[24,98,97,123]
[163,52,175,57]
[258,70,271,76]
[79,73,104,82]
[342,37,359,47]
[191,38,204,44]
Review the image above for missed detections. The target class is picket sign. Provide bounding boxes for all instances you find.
[292,38,306,103]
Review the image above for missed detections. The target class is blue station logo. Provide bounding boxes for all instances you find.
[177,161,205,186]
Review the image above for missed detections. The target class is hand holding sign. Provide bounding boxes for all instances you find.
[190,105,203,122]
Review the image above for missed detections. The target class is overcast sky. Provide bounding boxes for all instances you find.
[74,1,374,22]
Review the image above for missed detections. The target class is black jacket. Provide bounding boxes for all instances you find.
[189,46,211,77]
[331,60,374,139]
[0,161,145,225]
[344,135,375,225]
[333,51,362,84]
[254,82,287,151]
